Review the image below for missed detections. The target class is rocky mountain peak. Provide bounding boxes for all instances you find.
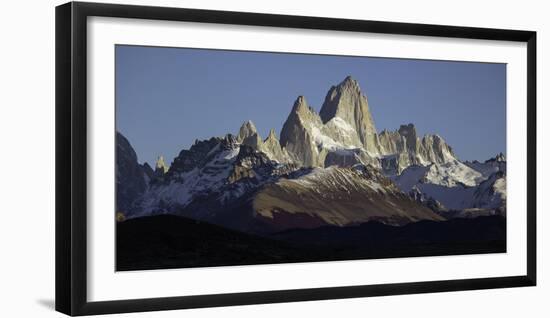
[280,96,322,167]
[282,96,321,136]
[155,155,169,174]
[237,120,259,142]
[242,133,263,151]
[283,96,321,131]
[290,95,317,118]
[237,121,263,151]
[319,76,365,123]
[489,152,506,162]
[319,76,378,153]
[170,135,238,174]
[266,128,278,141]
[398,123,418,151]
[398,123,417,138]
[262,128,293,164]
[340,75,361,91]
[223,133,239,147]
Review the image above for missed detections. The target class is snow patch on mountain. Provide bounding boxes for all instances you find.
[464,153,506,179]
[393,159,505,212]
[136,143,241,215]
[252,164,444,229]
[394,160,482,190]
[413,183,475,210]
[424,160,483,187]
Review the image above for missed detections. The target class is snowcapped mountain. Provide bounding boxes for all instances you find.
[120,131,441,233]
[464,153,506,178]
[136,134,245,215]
[394,160,483,190]
[393,157,506,214]
[116,75,506,233]
[253,164,444,230]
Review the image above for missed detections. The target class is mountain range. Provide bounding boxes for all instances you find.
[116,76,506,235]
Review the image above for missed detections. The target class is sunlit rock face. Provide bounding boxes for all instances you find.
[279,76,457,173]
[280,96,325,167]
[236,120,258,143]
[319,76,380,155]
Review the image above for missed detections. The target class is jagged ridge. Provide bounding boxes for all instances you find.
[279,77,457,171]
[115,75,506,233]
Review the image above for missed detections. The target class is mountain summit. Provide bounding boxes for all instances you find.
[237,120,258,143]
[280,96,324,167]
[279,76,457,171]
[319,76,379,154]
[155,155,169,174]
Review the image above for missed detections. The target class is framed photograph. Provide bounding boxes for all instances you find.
[55,1,536,316]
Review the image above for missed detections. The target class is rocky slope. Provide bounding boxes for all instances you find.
[116,132,147,213]
[253,165,444,230]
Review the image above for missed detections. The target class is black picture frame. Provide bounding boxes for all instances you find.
[55,1,537,316]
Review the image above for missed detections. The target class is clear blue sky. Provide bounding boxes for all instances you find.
[116,45,506,166]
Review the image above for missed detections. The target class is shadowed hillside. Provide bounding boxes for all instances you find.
[117,214,505,271]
